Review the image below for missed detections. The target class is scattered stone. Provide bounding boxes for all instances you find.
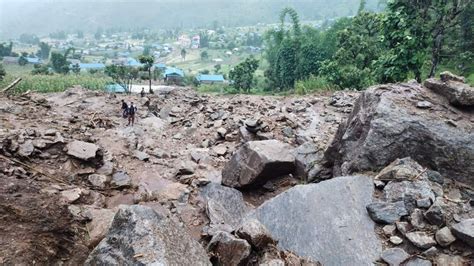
[451,218,474,247]
[426,170,444,184]
[66,140,99,161]
[405,257,432,266]
[96,161,114,176]
[207,231,251,266]
[383,180,435,213]
[380,248,409,266]
[239,126,257,142]
[178,161,197,175]
[395,221,412,237]
[18,141,34,157]
[421,247,438,258]
[216,127,227,138]
[61,188,82,203]
[294,142,324,182]
[236,219,276,250]
[133,150,150,161]
[85,208,116,247]
[435,227,456,247]
[410,209,426,229]
[85,205,210,265]
[424,198,447,226]
[374,180,386,189]
[405,231,437,249]
[383,225,397,236]
[222,140,295,188]
[366,201,408,224]
[254,176,381,265]
[434,254,467,266]
[416,198,432,208]
[389,236,403,245]
[416,101,432,109]
[375,157,426,181]
[88,174,109,189]
[212,145,227,156]
[111,171,132,188]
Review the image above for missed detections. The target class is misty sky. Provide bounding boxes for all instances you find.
[0,0,372,39]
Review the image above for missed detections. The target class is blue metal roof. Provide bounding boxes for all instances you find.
[126,57,142,67]
[105,84,126,93]
[76,63,106,69]
[196,74,225,82]
[164,67,184,77]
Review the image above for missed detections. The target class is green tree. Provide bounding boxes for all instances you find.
[0,64,5,81]
[105,65,136,93]
[0,42,13,57]
[229,57,259,93]
[37,42,51,60]
[18,54,28,66]
[31,64,51,75]
[71,63,81,74]
[138,55,154,91]
[50,52,70,74]
[200,50,209,61]
[214,64,222,73]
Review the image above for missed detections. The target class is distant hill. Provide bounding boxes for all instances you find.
[0,0,383,39]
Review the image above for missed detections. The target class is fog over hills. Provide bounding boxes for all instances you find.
[0,0,381,38]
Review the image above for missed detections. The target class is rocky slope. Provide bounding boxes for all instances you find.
[0,73,473,265]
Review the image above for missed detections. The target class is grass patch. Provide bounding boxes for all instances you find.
[294,75,336,95]
[0,73,113,93]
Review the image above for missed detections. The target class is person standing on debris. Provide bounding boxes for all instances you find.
[127,102,137,126]
[140,87,146,98]
[121,100,128,118]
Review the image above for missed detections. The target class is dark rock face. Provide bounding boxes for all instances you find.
[253,175,381,265]
[222,140,295,188]
[85,205,210,265]
[451,218,474,247]
[323,82,474,186]
[366,201,408,224]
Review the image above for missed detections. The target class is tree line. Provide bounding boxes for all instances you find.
[262,1,473,91]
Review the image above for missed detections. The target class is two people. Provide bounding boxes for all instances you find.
[121,100,137,126]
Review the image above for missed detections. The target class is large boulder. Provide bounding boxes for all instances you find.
[222,140,295,188]
[253,175,381,265]
[323,82,474,186]
[200,183,251,231]
[67,140,100,161]
[85,205,210,265]
[424,76,474,107]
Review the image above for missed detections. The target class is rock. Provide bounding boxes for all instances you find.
[424,198,447,226]
[61,188,82,203]
[133,150,150,161]
[236,219,276,250]
[216,127,227,138]
[383,180,435,213]
[323,82,474,187]
[222,140,295,188]
[111,171,132,188]
[435,227,456,247]
[395,221,412,237]
[424,77,474,107]
[245,119,260,133]
[18,141,34,157]
[375,157,426,181]
[88,174,109,189]
[254,176,381,265]
[201,183,250,230]
[426,170,444,184]
[389,236,403,245]
[239,126,257,142]
[212,145,227,156]
[178,160,197,175]
[207,231,251,265]
[410,209,426,229]
[380,248,410,266]
[434,254,467,266]
[85,205,210,265]
[416,101,432,109]
[383,225,397,236]
[405,231,436,249]
[405,257,432,266]
[416,198,432,208]
[96,161,114,176]
[451,218,474,247]
[294,142,324,181]
[85,208,116,247]
[366,201,408,224]
[440,71,465,83]
[421,247,438,258]
[66,140,99,161]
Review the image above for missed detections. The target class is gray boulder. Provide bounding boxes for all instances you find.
[405,231,437,249]
[85,205,210,265]
[366,201,408,224]
[380,248,409,266]
[67,140,100,161]
[201,183,250,231]
[222,140,295,188]
[323,82,474,187]
[451,218,474,247]
[236,218,276,250]
[294,142,324,182]
[424,77,474,107]
[207,231,251,265]
[254,175,381,265]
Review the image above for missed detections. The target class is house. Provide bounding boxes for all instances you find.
[196,74,225,85]
[164,67,185,85]
[153,63,167,72]
[76,63,106,71]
